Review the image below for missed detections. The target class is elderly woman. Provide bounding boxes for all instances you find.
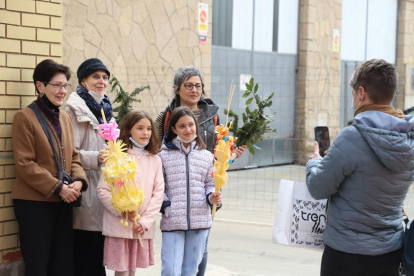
[307,59,414,276]
[156,66,246,276]
[12,59,87,276]
[65,58,112,276]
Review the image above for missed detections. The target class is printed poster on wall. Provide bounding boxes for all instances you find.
[240,74,252,91]
[332,29,340,52]
[198,3,208,44]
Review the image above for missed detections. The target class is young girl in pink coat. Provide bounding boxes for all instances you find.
[96,110,164,276]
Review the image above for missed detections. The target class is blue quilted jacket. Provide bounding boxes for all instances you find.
[306,110,414,255]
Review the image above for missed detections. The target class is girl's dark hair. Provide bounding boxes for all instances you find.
[119,110,160,155]
[164,106,206,150]
[33,59,71,94]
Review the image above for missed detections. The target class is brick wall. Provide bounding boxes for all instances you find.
[62,0,213,119]
[0,0,63,274]
[296,0,342,164]
[396,0,414,110]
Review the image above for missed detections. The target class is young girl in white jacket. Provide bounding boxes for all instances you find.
[159,106,222,276]
[96,110,164,276]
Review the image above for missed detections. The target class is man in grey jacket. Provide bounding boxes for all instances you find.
[307,59,414,276]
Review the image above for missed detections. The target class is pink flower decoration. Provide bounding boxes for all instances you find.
[98,121,120,141]
[116,179,124,192]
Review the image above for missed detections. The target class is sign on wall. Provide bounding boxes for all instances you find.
[240,74,252,91]
[198,3,209,44]
[333,29,340,52]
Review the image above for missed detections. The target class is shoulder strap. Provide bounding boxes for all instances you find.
[213,114,218,126]
[28,103,63,180]
[163,110,171,133]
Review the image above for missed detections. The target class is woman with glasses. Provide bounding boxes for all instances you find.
[157,66,220,153]
[12,59,88,276]
[156,66,246,276]
[65,58,113,276]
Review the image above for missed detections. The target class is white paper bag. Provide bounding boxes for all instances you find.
[272,179,327,249]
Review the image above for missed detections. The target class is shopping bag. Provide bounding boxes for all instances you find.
[272,179,327,249]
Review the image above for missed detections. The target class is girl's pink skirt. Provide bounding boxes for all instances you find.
[103,236,154,272]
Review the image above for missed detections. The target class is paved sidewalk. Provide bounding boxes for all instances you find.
[106,209,322,276]
[104,164,414,275]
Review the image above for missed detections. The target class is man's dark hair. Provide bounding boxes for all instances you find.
[33,59,71,94]
[349,59,397,104]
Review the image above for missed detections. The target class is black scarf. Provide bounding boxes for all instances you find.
[35,96,62,140]
[76,86,113,124]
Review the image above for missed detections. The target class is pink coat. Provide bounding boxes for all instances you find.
[96,148,164,240]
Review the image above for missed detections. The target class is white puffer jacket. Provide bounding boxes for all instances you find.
[158,139,215,232]
[64,92,106,231]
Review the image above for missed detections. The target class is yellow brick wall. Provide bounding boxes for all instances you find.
[0,0,63,270]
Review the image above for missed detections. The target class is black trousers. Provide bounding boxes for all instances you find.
[13,199,74,276]
[321,245,402,276]
[73,229,106,276]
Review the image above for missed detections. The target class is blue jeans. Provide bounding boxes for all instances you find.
[196,228,210,276]
[161,229,209,276]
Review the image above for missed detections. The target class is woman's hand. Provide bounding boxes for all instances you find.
[133,223,144,235]
[235,145,247,159]
[68,181,82,193]
[210,192,222,205]
[98,149,106,165]
[309,141,322,160]
[59,184,80,203]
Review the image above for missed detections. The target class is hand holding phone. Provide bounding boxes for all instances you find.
[314,126,330,157]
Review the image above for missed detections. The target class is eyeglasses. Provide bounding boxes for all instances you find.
[91,74,109,81]
[45,82,72,92]
[182,83,204,91]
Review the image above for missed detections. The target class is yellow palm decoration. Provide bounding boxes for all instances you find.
[211,82,237,217]
[99,110,145,246]
[212,127,235,217]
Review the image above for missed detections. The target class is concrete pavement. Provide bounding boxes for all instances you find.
[106,208,323,276]
[104,164,414,275]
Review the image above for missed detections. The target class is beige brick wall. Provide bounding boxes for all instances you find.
[396,0,414,110]
[62,0,213,119]
[296,0,342,164]
[0,0,64,271]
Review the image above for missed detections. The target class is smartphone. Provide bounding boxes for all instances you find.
[314,126,330,157]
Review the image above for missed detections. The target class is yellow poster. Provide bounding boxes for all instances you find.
[198,3,208,44]
[332,29,340,52]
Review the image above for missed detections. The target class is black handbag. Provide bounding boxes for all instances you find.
[28,103,82,207]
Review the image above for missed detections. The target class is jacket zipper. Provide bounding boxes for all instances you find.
[199,115,215,126]
[185,153,191,230]
[204,130,207,145]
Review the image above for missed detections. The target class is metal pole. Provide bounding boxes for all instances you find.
[251,0,255,74]
[248,0,255,167]
[344,63,348,127]
[364,0,369,60]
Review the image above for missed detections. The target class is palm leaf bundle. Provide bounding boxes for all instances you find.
[109,76,150,123]
[225,78,277,154]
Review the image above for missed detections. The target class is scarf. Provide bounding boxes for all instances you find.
[76,85,113,124]
[354,104,405,120]
[35,96,61,140]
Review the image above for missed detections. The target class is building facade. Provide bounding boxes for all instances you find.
[1,0,414,274]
